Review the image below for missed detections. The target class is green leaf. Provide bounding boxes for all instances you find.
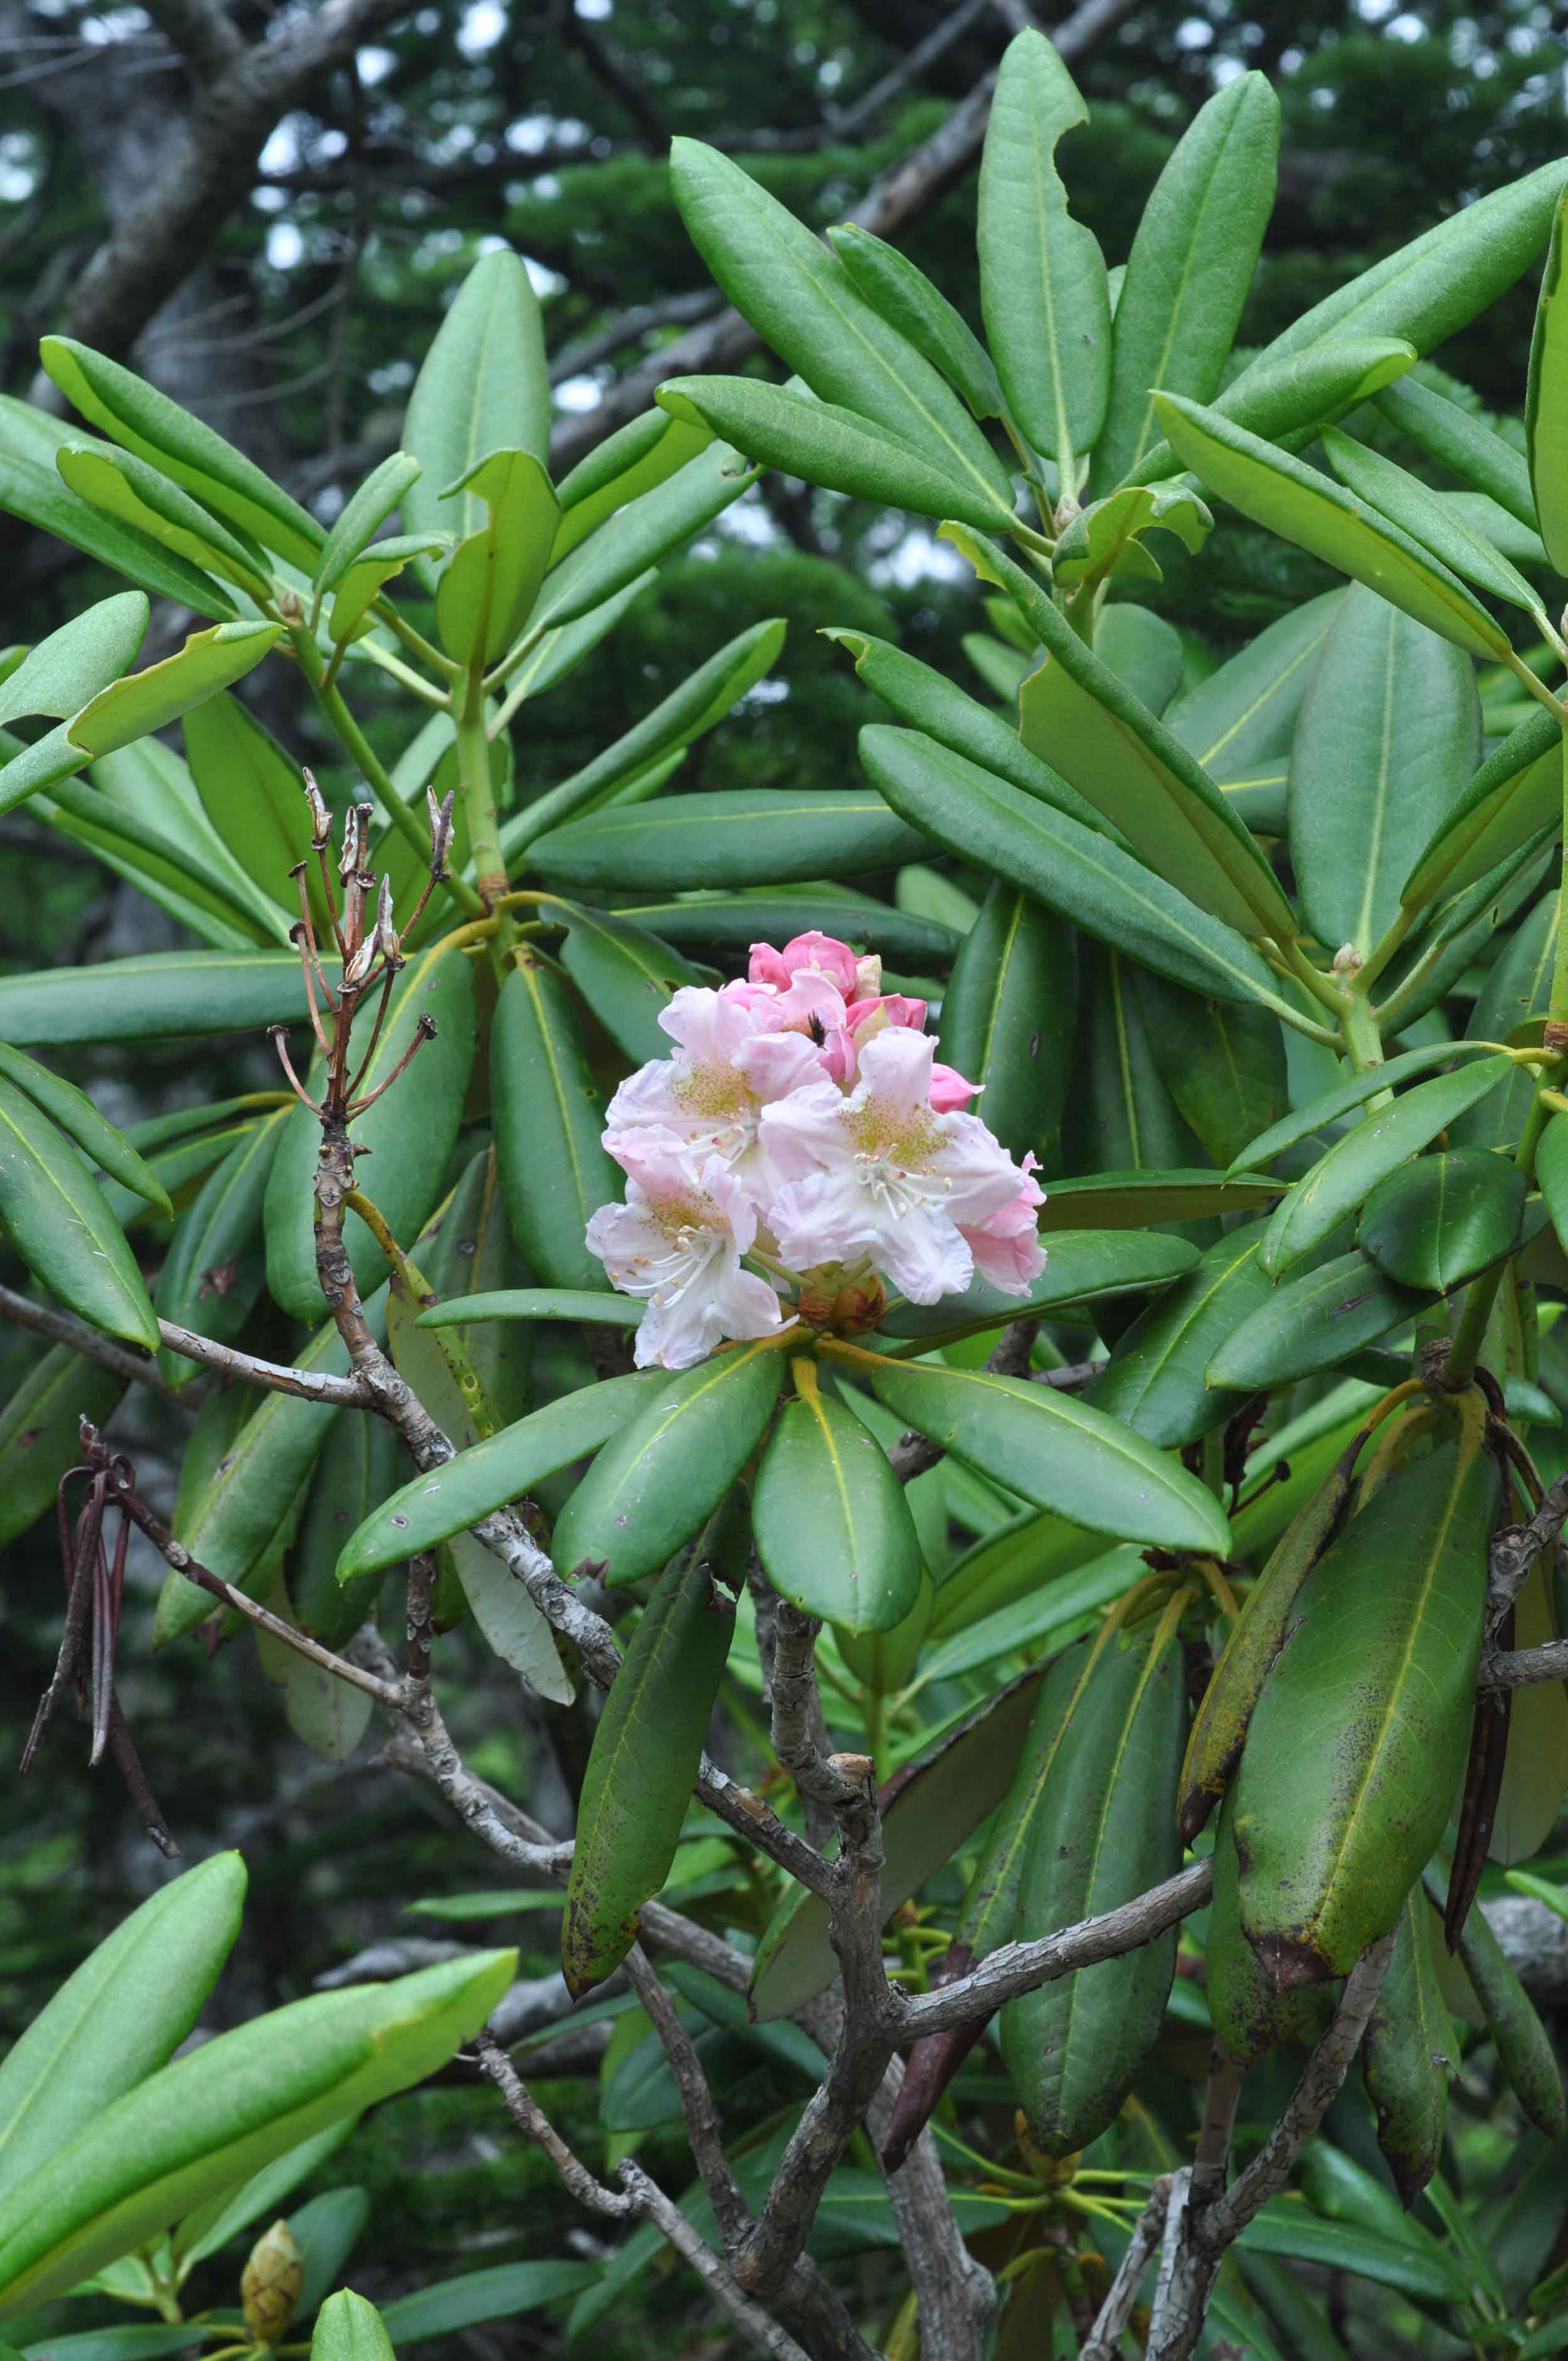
[977,29,1110,474]
[0,1340,123,1548]
[0,1044,169,1213]
[155,1108,289,1387]
[1207,1793,1333,2066]
[1321,427,1550,624]
[0,1078,158,1348]
[563,1542,734,1995]
[1208,1249,1429,1391]
[839,1345,1231,1554]
[377,2264,591,2347]
[316,452,423,595]
[876,1229,1202,1347]
[327,533,449,644]
[401,250,550,593]
[945,523,1295,940]
[172,2121,358,2274]
[435,448,559,667]
[669,138,1014,512]
[286,1411,401,1650]
[859,727,1297,1018]
[183,691,326,927]
[608,889,958,965]
[1374,374,1537,534]
[754,1367,923,1633]
[55,446,272,600]
[0,593,147,726]
[0,950,319,1046]
[40,337,324,571]
[1127,336,1418,489]
[750,1674,1047,2019]
[418,1146,535,1433]
[1438,1869,1567,2138]
[1239,2200,1467,2303]
[1527,189,1568,576]
[1088,1224,1275,1449]
[0,1855,245,2212]
[1359,1150,1526,1293]
[1093,70,1279,491]
[1164,592,1341,801]
[0,724,88,823]
[1002,1616,1185,2154]
[1259,1054,1511,1277]
[657,378,1015,532]
[420,1287,639,1332]
[491,953,622,1292]
[529,437,759,642]
[935,881,1076,1172]
[0,395,236,616]
[531,787,926,893]
[825,627,1108,836]
[547,899,702,1067]
[310,2290,395,2361]
[1234,1430,1497,1980]
[38,770,290,951]
[1290,584,1482,957]
[1228,1041,1498,1178]
[553,411,711,563]
[1534,1113,1568,1265]
[1052,484,1212,590]
[503,617,787,859]
[1039,1168,1284,1226]
[553,1339,786,1586]
[66,622,283,760]
[1128,967,1288,1170]
[1154,394,1511,659]
[1094,604,1185,716]
[827,225,1004,420]
[1400,706,1563,913]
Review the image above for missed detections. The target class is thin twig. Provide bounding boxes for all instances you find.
[0,1281,183,1401]
[1081,2175,1172,2361]
[157,1318,369,1404]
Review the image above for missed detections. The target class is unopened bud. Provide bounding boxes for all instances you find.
[342,933,378,989]
[426,784,456,876]
[339,805,363,880]
[374,874,401,965]
[240,2219,302,2346]
[853,953,882,1002]
[300,767,331,849]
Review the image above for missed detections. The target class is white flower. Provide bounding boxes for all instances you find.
[585,1142,787,1371]
[603,982,830,1196]
[760,1029,1036,1303]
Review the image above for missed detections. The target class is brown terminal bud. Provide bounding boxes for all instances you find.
[342,932,378,989]
[373,874,401,966]
[240,2219,302,2346]
[300,767,331,849]
[339,805,363,881]
[426,783,456,876]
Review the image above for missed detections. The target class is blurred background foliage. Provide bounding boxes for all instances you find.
[0,0,1566,2348]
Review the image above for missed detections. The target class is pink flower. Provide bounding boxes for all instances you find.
[748,930,861,998]
[961,1155,1047,1293]
[760,1029,1039,1303]
[603,982,827,1194]
[930,1063,982,1112]
[585,1143,786,1371]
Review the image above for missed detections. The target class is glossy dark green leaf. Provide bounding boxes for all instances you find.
[1290,585,1482,957]
[1165,591,1342,800]
[0,1044,167,1214]
[0,1078,157,1348]
[753,1369,922,1633]
[419,1146,535,1432]
[1322,427,1549,624]
[610,888,957,965]
[284,1413,402,1650]
[490,953,621,1292]
[1239,2200,1466,2303]
[420,1287,638,1331]
[669,139,1015,514]
[1401,707,1562,914]
[1359,1150,1526,1293]
[1227,1041,1496,1179]
[859,727,1297,1017]
[840,1344,1231,1552]
[978,29,1110,472]
[401,250,550,592]
[1527,188,1568,576]
[1038,1169,1284,1228]
[40,337,323,570]
[945,526,1294,940]
[1234,1428,1496,1981]
[835,1569,933,1697]
[1002,1616,1186,2153]
[657,377,1015,532]
[531,787,926,893]
[156,1106,289,1386]
[0,1340,122,1547]
[1364,1890,1452,2206]
[0,1854,246,2211]
[264,945,477,1322]
[1379,832,1558,1035]
[827,224,1004,420]
[1129,967,1288,1169]
[547,899,702,1067]
[1207,1789,1325,2064]
[876,1229,1200,1347]
[1094,71,1279,490]
[1208,1249,1429,1391]
[0,592,147,726]
[1155,395,1511,660]
[553,1339,785,1586]
[1089,1224,1275,1448]
[1375,374,1537,534]
[935,881,1075,1170]
[563,1543,734,1995]
[1428,1866,1567,2138]
[750,1674,1046,2018]
[1259,1055,1511,1276]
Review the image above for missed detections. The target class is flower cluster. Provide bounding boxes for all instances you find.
[585,931,1046,1371]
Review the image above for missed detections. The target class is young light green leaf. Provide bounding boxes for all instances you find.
[401,250,550,592]
[1093,70,1279,491]
[315,452,423,595]
[978,29,1110,474]
[490,954,622,1292]
[1051,483,1212,590]
[827,224,1005,420]
[0,1044,169,1213]
[418,1288,640,1331]
[530,787,926,892]
[66,622,283,760]
[40,337,324,570]
[55,446,272,599]
[1154,394,1511,659]
[1374,374,1537,534]
[1527,187,1568,576]
[0,1855,246,2211]
[669,137,1015,513]
[0,593,147,726]
[310,2291,395,2361]
[754,1368,923,1633]
[1128,337,1417,488]
[1290,583,1482,957]
[183,691,327,927]
[552,411,710,563]
[529,437,758,641]
[326,533,449,645]
[435,448,560,667]
[1402,707,1562,914]
[1260,1056,1512,1276]
[0,1078,158,1348]
[1321,427,1550,623]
